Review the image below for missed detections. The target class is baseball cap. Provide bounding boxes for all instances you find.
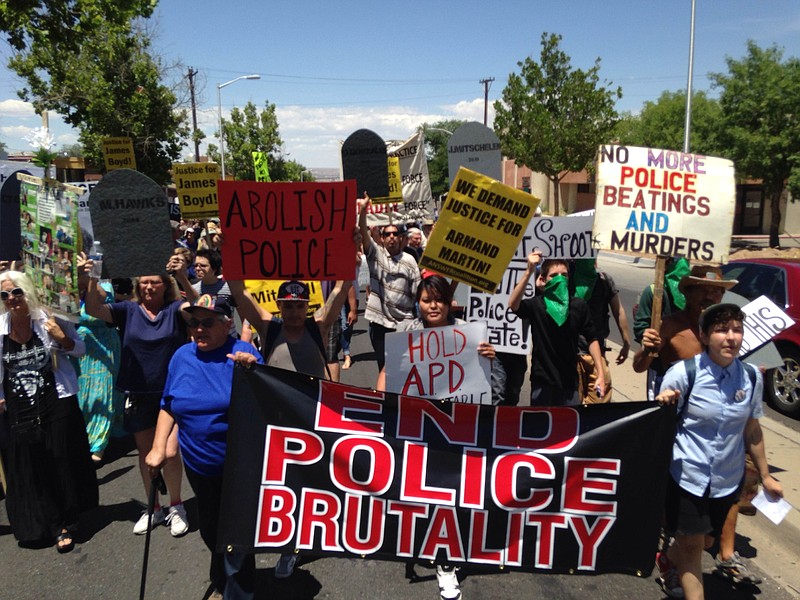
[184,294,233,317]
[277,281,310,302]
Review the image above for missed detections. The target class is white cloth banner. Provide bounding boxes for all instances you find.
[367,131,434,226]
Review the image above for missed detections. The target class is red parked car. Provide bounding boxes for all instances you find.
[721,258,800,417]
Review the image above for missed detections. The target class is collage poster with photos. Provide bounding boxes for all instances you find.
[17,174,83,319]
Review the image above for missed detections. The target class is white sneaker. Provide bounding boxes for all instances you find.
[274,553,298,579]
[133,508,164,535]
[165,503,189,537]
[436,565,461,600]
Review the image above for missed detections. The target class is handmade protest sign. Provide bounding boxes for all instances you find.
[88,169,172,278]
[421,167,539,293]
[219,366,674,576]
[252,152,271,183]
[367,132,435,226]
[101,137,136,171]
[173,162,219,219]
[464,215,594,354]
[17,174,82,317]
[244,279,325,316]
[384,321,491,404]
[739,295,796,356]
[341,129,389,198]
[593,145,735,263]
[371,156,403,204]
[1,161,43,260]
[218,180,357,280]
[447,121,502,184]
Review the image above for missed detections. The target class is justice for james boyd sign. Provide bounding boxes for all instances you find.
[593,145,735,263]
[218,180,358,280]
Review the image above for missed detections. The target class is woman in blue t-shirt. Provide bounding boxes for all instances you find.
[85,268,190,537]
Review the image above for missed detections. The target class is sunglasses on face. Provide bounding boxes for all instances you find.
[187,316,221,328]
[1,287,25,301]
[382,230,400,238]
[193,263,209,269]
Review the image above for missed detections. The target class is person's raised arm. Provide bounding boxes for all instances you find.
[358,196,375,256]
[227,279,273,330]
[315,226,361,336]
[508,250,541,312]
[167,253,198,302]
[83,254,114,323]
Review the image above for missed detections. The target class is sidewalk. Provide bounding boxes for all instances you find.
[608,338,800,598]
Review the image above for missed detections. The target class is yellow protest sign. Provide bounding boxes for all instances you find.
[252,152,271,182]
[244,280,325,317]
[372,156,403,204]
[173,162,219,219]
[420,167,539,294]
[102,137,136,171]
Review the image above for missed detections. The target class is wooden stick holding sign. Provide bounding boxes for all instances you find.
[648,256,667,356]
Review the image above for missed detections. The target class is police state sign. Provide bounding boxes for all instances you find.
[593,145,735,263]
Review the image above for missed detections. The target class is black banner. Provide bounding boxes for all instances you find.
[219,366,674,576]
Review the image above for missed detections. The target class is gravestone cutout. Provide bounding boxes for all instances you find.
[341,129,389,198]
[88,169,172,278]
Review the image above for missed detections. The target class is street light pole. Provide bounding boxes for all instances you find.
[217,74,260,180]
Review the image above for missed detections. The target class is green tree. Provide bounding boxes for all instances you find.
[59,143,84,157]
[419,120,465,196]
[6,18,188,185]
[494,33,621,215]
[0,0,155,53]
[711,42,800,247]
[208,101,301,181]
[614,91,723,156]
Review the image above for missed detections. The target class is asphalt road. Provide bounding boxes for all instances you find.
[0,269,796,599]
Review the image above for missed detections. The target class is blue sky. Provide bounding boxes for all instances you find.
[1,0,799,168]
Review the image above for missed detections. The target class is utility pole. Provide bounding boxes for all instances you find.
[187,67,200,161]
[479,77,494,126]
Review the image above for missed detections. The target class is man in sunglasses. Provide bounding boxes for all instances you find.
[145,294,262,599]
[358,198,421,379]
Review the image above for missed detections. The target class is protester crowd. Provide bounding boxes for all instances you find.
[0,204,784,600]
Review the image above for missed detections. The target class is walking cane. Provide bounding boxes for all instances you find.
[139,473,166,600]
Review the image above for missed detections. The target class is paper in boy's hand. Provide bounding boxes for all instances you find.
[752,489,793,525]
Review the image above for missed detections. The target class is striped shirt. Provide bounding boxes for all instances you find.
[363,237,421,329]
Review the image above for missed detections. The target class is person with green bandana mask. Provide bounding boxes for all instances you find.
[632,256,691,344]
[509,250,605,406]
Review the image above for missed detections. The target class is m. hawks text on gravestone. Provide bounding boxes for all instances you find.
[218,180,357,280]
[88,169,173,278]
[341,128,390,199]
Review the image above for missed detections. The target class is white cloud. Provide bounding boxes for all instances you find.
[0,98,36,119]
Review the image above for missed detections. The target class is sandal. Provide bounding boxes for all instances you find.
[56,529,74,554]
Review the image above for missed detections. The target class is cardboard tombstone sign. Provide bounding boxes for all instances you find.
[88,169,173,278]
[447,121,502,184]
[341,129,390,199]
[1,169,33,260]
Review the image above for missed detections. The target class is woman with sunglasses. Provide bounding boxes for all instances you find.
[0,270,98,553]
[84,263,191,537]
